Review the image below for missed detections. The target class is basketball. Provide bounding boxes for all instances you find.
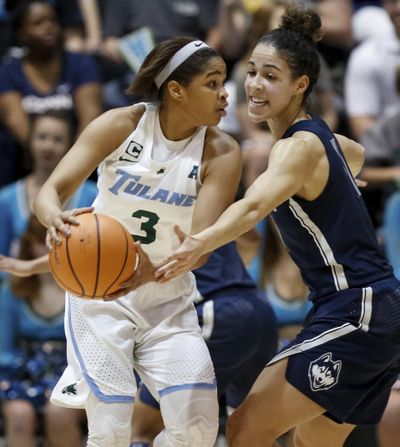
[48,213,139,299]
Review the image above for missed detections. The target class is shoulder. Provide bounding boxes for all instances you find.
[88,104,146,137]
[203,126,241,159]
[0,181,18,201]
[64,50,97,65]
[0,57,21,87]
[348,37,394,66]
[0,56,20,71]
[200,127,242,182]
[276,131,324,156]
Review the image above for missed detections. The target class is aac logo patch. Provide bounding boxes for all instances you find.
[119,140,143,162]
[308,352,342,391]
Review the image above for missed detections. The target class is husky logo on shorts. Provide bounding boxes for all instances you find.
[308,352,342,391]
[119,140,143,162]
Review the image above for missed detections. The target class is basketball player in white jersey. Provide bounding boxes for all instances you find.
[33,37,241,447]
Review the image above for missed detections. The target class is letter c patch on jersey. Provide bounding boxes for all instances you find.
[119,140,144,162]
[308,352,342,392]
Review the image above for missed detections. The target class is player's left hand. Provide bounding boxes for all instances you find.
[155,225,207,282]
[103,242,156,300]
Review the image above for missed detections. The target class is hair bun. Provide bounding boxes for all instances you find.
[280,3,323,43]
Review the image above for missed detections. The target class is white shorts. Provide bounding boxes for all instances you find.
[51,274,216,408]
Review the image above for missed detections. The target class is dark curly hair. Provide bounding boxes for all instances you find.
[258,1,322,104]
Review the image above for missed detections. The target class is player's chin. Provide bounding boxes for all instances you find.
[247,110,267,124]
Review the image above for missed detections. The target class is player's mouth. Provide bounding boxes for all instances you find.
[249,96,268,108]
[217,103,228,116]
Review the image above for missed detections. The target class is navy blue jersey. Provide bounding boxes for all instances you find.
[272,118,392,301]
[193,242,257,299]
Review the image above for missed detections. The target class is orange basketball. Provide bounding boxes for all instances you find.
[49,213,138,299]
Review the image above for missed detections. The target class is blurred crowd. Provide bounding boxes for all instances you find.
[0,0,400,446]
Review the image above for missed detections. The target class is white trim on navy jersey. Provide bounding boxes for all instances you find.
[330,138,361,197]
[268,286,373,365]
[289,198,349,291]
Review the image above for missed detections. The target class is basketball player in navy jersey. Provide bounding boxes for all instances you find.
[130,242,278,447]
[157,4,400,447]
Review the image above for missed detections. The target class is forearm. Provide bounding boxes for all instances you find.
[30,255,51,274]
[34,185,64,228]
[362,166,400,185]
[195,198,265,255]
[78,0,102,44]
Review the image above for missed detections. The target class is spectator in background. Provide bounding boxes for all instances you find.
[0,0,13,58]
[352,3,395,44]
[75,0,102,54]
[0,215,85,447]
[101,0,219,60]
[356,66,400,228]
[0,111,97,270]
[99,0,220,108]
[0,0,102,187]
[345,0,400,140]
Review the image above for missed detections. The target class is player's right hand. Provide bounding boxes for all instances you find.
[46,207,93,248]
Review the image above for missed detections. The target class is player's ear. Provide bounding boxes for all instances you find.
[167,80,184,101]
[294,74,309,96]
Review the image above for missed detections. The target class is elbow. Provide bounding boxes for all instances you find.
[243,200,267,232]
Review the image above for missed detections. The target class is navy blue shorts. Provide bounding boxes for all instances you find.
[140,288,278,409]
[268,276,400,425]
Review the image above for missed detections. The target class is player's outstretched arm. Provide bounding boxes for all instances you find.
[157,137,320,280]
[0,254,50,277]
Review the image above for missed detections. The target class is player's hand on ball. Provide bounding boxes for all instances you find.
[46,207,94,248]
[155,225,207,282]
[103,243,156,301]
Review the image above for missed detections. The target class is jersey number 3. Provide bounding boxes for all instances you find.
[131,210,160,244]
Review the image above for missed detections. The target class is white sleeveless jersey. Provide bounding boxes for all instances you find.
[92,103,206,263]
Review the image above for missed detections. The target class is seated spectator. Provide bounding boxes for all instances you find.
[0,215,85,447]
[0,110,97,264]
[345,0,400,140]
[358,64,400,227]
[0,0,102,187]
[99,0,220,108]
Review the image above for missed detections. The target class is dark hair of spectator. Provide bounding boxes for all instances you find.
[10,215,47,301]
[258,2,322,104]
[9,0,61,32]
[30,110,75,146]
[127,36,221,101]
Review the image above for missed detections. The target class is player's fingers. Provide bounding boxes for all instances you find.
[52,217,71,236]
[174,225,187,243]
[72,207,94,218]
[356,179,367,188]
[47,226,62,245]
[155,259,178,277]
[46,231,53,249]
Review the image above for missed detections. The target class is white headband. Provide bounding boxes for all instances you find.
[155,40,210,89]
